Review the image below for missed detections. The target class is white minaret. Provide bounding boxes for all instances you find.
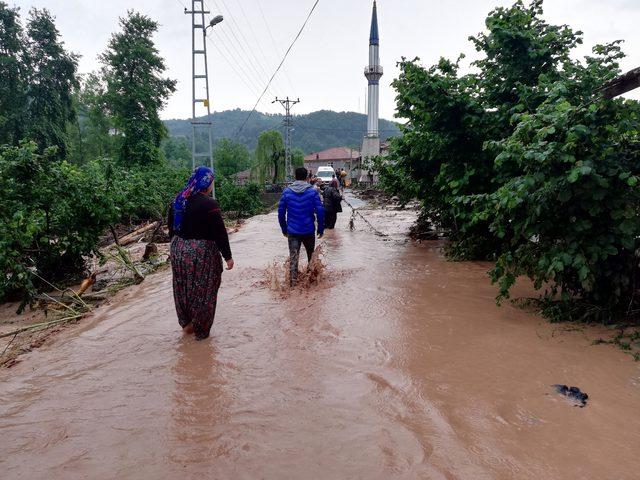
[360,0,383,183]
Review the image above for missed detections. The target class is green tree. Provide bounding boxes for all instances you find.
[216,179,263,218]
[69,72,116,163]
[389,56,498,258]
[384,0,640,321]
[292,147,304,168]
[0,2,26,146]
[0,143,118,300]
[214,138,252,178]
[161,136,192,169]
[484,47,640,321]
[386,0,587,258]
[23,8,79,159]
[470,0,581,132]
[101,11,176,166]
[253,130,285,184]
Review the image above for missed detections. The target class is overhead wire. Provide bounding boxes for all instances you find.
[233,0,291,97]
[254,0,298,97]
[206,0,283,99]
[205,32,262,98]
[296,126,399,133]
[203,0,276,98]
[218,0,283,90]
[235,0,321,139]
[175,0,262,101]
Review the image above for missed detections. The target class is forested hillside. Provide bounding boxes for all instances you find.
[164,109,400,153]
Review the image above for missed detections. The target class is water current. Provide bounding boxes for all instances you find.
[1,198,639,479]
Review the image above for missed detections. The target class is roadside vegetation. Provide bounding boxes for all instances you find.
[379,0,640,325]
[0,4,264,304]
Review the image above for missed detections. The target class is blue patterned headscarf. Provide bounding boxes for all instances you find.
[172,166,215,233]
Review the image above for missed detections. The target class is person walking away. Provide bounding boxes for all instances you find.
[168,166,234,340]
[310,176,322,193]
[323,178,343,229]
[340,168,348,191]
[278,167,325,286]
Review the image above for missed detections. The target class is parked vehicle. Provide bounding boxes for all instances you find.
[316,166,335,187]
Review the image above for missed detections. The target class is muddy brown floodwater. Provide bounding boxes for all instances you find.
[1,198,640,479]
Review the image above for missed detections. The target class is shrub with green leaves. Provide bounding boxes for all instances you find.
[217,179,264,219]
[383,0,640,321]
[0,143,116,300]
[486,87,640,320]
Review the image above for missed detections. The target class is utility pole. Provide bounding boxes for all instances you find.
[273,97,300,182]
[184,1,222,195]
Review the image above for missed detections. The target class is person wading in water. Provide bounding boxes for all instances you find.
[323,178,343,230]
[278,167,325,286]
[168,166,234,340]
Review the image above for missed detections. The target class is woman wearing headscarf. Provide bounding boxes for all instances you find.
[322,178,343,230]
[168,167,234,340]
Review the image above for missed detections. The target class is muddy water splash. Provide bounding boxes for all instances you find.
[1,197,640,479]
[265,244,328,295]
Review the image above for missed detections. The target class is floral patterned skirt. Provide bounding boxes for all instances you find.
[170,237,223,340]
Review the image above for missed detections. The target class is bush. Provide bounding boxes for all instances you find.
[372,155,419,207]
[486,86,640,320]
[384,0,640,322]
[107,160,189,223]
[217,179,264,219]
[0,143,116,300]
[0,143,191,301]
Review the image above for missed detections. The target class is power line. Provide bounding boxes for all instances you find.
[296,125,399,133]
[174,0,261,100]
[206,29,263,96]
[206,0,282,99]
[233,0,290,96]
[205,0,275,96]
[235,0,321,139]
[254,0,298,97]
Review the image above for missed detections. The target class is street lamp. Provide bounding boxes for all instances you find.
[205,15,224,34]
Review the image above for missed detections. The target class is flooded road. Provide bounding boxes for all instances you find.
[1,200,640,479]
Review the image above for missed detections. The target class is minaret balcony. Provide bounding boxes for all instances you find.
[364,65,384,76]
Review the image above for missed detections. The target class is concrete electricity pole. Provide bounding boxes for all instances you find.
[184,1,223,194]
[273,97,300,182]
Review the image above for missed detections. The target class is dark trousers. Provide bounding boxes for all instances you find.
[325,211,337,229]
[288,234,315,286]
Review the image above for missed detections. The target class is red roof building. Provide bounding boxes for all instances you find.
[303,147,361,173]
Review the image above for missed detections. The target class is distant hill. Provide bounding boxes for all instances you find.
[164,109,400,153]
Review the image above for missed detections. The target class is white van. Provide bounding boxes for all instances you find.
[316,166,335,184]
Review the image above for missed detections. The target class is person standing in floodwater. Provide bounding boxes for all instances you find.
[278,167,325,286]
[168,166,234,340]
[323,178,343,229]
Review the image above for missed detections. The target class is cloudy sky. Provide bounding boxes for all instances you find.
[14,0,640,121]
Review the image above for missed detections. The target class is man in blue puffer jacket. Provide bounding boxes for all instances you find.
[278,167,325,286]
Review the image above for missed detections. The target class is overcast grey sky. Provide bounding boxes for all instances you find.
[13,0,640,120]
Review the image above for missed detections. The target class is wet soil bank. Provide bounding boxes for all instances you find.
[1,200,639,479]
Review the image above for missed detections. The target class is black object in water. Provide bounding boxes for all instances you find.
[553,384,589,407]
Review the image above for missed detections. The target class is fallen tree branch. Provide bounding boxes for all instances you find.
[117,222,159,247]
[36,292,109,304]
[109,225,121,247]
[113,245,145,283]
[0,314,84,339]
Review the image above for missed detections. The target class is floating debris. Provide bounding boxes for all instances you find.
[553,384,589,407]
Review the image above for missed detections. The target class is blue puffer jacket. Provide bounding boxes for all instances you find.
[278,181,325,236]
